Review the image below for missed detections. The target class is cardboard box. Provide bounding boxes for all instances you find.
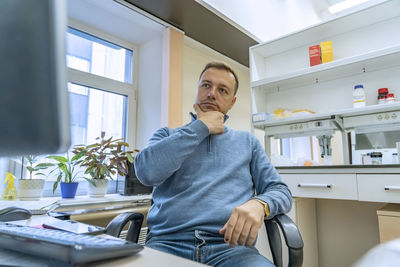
[377,204,400,243]
[321,41,333,63]
[308,45,321,66]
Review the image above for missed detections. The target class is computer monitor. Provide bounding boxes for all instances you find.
[0,0,70,157]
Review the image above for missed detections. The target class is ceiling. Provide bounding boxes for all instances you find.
[124,0,259,67]
[68,0,165,45]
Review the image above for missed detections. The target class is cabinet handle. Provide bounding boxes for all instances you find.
[384,186,400,191]
[297,183,332,188]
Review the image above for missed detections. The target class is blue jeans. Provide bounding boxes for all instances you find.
[146,230,275,267]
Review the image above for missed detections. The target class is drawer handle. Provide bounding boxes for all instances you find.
[297,183,332,188]
[384,186,400,191]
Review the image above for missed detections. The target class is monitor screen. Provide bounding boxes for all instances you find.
[0,0,70,157]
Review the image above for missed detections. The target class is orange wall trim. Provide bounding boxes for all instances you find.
[165,28,183,128]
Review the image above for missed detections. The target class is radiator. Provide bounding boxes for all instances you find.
[119,227,148,246]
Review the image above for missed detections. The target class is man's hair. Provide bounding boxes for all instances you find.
[199,62,239,95]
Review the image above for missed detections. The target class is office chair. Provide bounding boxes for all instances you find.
[106,212,304,267]
[105,212,144,243]
[265,214,304,267]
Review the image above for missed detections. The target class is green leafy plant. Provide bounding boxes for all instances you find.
[21,155,53,180]
[46,151,86,194]
[73,131,138,186]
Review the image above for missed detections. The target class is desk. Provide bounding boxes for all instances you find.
[90,247,207,267]
[0,245,206,267]
[3,215,207,267]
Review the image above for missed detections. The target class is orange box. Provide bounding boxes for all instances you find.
[321,41,333,63]
[308,45,321,66]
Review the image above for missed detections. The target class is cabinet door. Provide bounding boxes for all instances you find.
[281,173,357,200]
[358,174,400,203]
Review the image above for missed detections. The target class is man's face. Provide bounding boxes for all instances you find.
[194,67,237,115]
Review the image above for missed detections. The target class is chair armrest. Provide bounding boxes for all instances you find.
[105,212,144,243]
[264,214,304,267]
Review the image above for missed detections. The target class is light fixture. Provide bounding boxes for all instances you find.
[328,0,369,14]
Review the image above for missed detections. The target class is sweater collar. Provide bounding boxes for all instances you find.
[190,112,229,123]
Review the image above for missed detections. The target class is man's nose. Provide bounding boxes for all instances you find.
[207,87,217,98]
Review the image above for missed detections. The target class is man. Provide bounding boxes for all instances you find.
[134,62,292,266]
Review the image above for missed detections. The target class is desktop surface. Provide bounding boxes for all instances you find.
[0,245,207,267]
[2,215,207,267]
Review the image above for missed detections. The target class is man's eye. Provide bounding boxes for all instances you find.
[202,83,210,88]
[219,88,228,94]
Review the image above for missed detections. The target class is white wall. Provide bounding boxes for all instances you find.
[182,37,251,132]
[136,37,164,149]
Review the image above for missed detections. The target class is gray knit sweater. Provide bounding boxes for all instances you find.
[134,116,292,236]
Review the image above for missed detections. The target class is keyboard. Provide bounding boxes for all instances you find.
[0,222,143,264]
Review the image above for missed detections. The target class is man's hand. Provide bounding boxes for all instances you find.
[219,199,265,247]
[194,104,224,134]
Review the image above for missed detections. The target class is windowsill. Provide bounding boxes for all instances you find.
[0,194,152,212]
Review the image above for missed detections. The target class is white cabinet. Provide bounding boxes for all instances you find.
[280,171,400,202]
[250,3,400,265]
[358,174,400,203]
[249,0,400,145]
[281,173,358,200]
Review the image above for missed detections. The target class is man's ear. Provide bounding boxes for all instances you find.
[231,96,237,107]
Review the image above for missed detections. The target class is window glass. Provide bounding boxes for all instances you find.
[66,28,133,83]
[40,85,128,196]
[68,83,127,146]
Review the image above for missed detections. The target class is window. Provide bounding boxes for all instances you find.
[68,83,127,146]
[0,24,137,197]
[66,27,133,83]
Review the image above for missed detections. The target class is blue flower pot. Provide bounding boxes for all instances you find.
[60,182,79,198]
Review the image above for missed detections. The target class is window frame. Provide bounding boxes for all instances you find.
[40,20,139,197]
[67,19,138,148]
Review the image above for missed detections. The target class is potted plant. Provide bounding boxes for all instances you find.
[19,155,52,201]
[73,132,137,198]
[46,151,85,198]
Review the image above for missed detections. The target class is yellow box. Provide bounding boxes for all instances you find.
[320,41,333,63]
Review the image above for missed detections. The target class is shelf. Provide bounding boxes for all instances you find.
[251,44,400,92]
[253,113,334,129]
[253,102,400,131]
[250,0,400,58]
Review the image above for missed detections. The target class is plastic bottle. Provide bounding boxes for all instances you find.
[370,152,383,165]
[377,95,386,105]
[386,93,396,104]
[353,84,366,108]
[377,88,388,104]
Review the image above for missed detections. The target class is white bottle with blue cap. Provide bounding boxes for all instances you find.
[353,84,366,108]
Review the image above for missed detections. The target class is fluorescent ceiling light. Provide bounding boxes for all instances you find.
[328,0,369,14]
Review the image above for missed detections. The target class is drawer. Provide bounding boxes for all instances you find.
[280,173,357,200]
[358,174,400,203]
